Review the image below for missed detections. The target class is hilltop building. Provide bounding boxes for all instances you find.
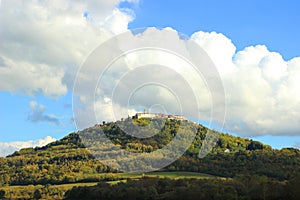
[134,109,185,121]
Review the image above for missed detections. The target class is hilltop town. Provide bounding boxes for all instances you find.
[133,109,185,121]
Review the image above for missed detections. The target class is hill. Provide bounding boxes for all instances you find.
[1,118,299,187]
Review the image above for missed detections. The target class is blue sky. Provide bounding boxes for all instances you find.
[123,0,300,60]
[0,0,300,156]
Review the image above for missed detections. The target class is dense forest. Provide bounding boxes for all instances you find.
[65,176,300,200]
[0,118,299,199]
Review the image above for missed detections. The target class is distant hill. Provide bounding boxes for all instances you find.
[0,118,300,186]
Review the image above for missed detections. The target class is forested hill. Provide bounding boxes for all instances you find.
[0,118,300,186]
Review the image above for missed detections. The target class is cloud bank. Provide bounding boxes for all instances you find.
[74,28,300,137]
[192,31,300,136]
[0,136,56,157]
[0,0,135,97]
[0,0,299,140]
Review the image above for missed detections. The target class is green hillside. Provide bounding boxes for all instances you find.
[0,117,300,185]
[1,118,299,188]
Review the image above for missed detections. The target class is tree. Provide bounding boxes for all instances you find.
[33,189,42,199]
[0,190,5,199]
[246,140,264,150]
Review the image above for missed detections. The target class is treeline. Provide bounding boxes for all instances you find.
[168,147,300,180]
[65,176,300,200]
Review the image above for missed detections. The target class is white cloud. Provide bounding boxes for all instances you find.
[0,0,135,97]
[1,0,299,138]
[75,28,300,137]
[73,28,214,129]
[191,31,236,75]
[100,8,135,34]
[191,32,300,136]
[260,52,287,81]
[0,136,56,157]
[0,56,67,97]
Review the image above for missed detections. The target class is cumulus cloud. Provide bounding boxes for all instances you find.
[72,28,216,129]
[1,0,299,138]
[72,27,300,137]
[191,31,300,136]
[0,136,56,157]
[0,0,135,97]
[0,57,67,97]
[191,31,236,75]
[28,101,61,126]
